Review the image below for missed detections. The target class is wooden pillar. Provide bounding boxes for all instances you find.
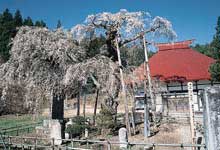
[142,36,151,138]
[166,83,169,92]
[115,37,131,135]
[180,82,183,91]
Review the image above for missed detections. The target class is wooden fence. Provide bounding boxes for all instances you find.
[0,122,42,136]
[0,135,206,150]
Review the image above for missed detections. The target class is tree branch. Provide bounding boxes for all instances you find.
[90,74,101,89]
[91,16,109,30]
[120,25,160,47]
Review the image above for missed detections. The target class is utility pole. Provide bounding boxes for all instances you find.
[142,35,153,138]
[115,37,131,135]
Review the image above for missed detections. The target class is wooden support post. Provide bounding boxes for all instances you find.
[181,82,183,91]
[142,36,152,138]
[142,36,154,108]
[131,107,136,135]
[115,37,131,135]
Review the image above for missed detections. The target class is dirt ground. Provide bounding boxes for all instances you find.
[101,121,191,150]
[40,98,201,150]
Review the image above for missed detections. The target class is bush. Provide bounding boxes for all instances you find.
[96,107,123,135]
[96,107,115,130]
[65,116,90,137]
[209,61,220,81]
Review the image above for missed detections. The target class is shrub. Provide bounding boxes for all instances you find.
[65,116,90,137]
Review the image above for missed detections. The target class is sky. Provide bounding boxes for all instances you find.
[0,0,220,45]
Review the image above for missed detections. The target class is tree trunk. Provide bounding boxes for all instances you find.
[83,91,87,118]
[93,89,99,125]
[77,82,81,116]
[77,93,80,116]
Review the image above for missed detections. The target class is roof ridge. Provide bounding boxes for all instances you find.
[159,47,190,51]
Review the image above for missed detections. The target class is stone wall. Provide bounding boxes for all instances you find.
[203,86,220,150]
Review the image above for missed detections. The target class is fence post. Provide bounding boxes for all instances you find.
[71,138,74,148]
[52,138,55,150]
[180,144,184,150]
[107,140,111,150]
[21,137,24,150]
[16,125,19,136]
[8,136,11,150]
[34,137,37,150]
[128,142,131,150]
[86,139,89,148]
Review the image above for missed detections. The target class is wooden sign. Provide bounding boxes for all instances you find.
[187,82,196,147]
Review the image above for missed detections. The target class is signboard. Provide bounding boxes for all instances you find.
[187,82,196,147]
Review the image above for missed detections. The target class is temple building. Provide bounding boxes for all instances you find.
[133,40,219,112]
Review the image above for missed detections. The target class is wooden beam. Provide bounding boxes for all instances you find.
[115,37,131,135]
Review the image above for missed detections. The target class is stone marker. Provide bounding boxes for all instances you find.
[85,128,88,138]
[203,86,220,150]
[119,128,128,149]
[65,119,73,139]
[50,120,62,145]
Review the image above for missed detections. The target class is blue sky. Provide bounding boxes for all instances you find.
[0,0,220,45]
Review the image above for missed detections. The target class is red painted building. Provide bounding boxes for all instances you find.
[133,40,217,93]
[132,40,219,112]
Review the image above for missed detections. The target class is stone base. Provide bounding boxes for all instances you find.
[50,119,62,145]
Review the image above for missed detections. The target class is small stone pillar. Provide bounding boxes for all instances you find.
[119,128,128,149]
[203,86,220,150]
[155,94,163,113]
[50,120,62,145]
[65,119,73,139]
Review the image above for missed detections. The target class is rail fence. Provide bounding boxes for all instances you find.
[0,135,206,150]
[0,122,42,136]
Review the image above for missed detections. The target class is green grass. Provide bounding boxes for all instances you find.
[0,114,45,136]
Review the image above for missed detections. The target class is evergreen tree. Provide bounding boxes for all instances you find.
[0,9,15,61]
[14,10,23,27]
[210,16,220,59]
[2,9,13,22]
[23,17,33,26]
[0,9,47,61]
[209,16,220,81]
[193,44,213,58]
[56,20,62,28]
[35,20,46,27]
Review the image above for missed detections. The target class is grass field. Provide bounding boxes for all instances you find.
[0,114,45,136]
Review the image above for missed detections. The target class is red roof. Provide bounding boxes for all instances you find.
[134,40,215,82]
